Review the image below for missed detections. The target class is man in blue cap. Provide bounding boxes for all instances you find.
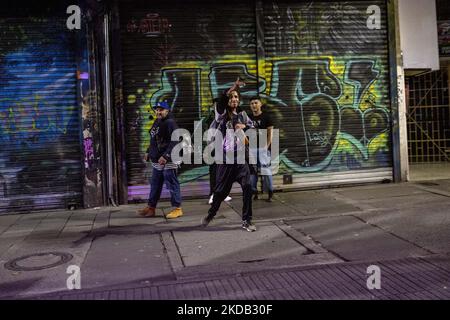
[138,101,183,219]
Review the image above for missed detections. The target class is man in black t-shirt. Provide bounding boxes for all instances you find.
[248,96,274,202]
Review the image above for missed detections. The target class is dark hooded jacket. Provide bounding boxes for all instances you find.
[147,113,179,163]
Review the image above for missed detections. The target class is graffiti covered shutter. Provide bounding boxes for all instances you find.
[0,16,82,213]
[120,1,259,201]
[261,0,393,188]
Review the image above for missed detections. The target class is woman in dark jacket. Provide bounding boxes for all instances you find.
[201,79,257,232]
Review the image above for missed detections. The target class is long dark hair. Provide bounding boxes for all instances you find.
[226,89,241,122]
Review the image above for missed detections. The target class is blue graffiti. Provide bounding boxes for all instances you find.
[0,43,77,150]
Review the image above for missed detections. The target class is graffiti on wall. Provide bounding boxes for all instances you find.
[0,19,81,212]
[127,13,171,37]
[0,94,73,148]
[128,59,389,180]
[80,27,104,207]
[122,2,391,190]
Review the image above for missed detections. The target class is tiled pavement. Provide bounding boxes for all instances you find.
[1,180,450,300]
[34,256,450,300]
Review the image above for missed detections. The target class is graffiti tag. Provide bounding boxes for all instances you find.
[127,13,171,37]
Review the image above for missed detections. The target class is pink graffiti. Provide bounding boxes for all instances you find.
[127,13,171,36]
[83,137,94,169]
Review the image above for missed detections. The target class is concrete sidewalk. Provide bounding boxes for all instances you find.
[0,179,449,300]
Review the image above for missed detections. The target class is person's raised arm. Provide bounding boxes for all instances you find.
[226,77,245,96]
[217,77,245,115]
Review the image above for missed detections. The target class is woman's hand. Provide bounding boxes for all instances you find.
[158,156,167,165]
[227,77,245,95]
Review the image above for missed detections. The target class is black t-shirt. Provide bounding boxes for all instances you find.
[249,112,273,129]
[249,112,273,149]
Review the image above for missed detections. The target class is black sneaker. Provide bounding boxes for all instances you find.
[253,193,259,200]
[201,213,215,227]
[242,221,257,232]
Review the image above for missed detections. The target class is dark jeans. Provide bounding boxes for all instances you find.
[209,164,253,222]
[209,163,217,197]
[148,168,181,208]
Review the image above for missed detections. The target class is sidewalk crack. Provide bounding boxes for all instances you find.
[351,214,436,255]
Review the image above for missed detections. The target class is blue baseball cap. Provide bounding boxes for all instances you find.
[154,101,171,110]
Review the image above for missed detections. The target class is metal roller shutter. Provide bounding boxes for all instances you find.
[120,1,259,201]
[261,0,393,189]
[0,16,82,213]
[119,0,394,202]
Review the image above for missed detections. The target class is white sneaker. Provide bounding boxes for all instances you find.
[208,195,214,204]
[224,196,232,202]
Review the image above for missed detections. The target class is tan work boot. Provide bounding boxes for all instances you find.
[166,207,183,219]
[137,206,156,217]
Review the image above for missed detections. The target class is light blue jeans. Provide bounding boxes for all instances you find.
[249,148,273,194]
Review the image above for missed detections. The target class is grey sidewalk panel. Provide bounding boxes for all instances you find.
[0,214,48,260]
[336,184,428,201]
[24,211,72,240]
[161,231,184,272]
[228,196,299,220]
[172,223,308,267]
[287,215,430,261]
[276,191,360,216]
[64,211,96,227]
[274,220,327,254]
[0,214,22,235]
[0,237,91,299]
[1,213,46,238]
[109,207,164,226]
[355,203,450,254]
[80,233,175,290]
[359,193,449,210]
[92,211,110,230]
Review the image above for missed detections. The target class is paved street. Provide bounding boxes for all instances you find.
[0,180,449,300]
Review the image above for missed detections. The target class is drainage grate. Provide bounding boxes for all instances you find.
[4,252,73,271]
